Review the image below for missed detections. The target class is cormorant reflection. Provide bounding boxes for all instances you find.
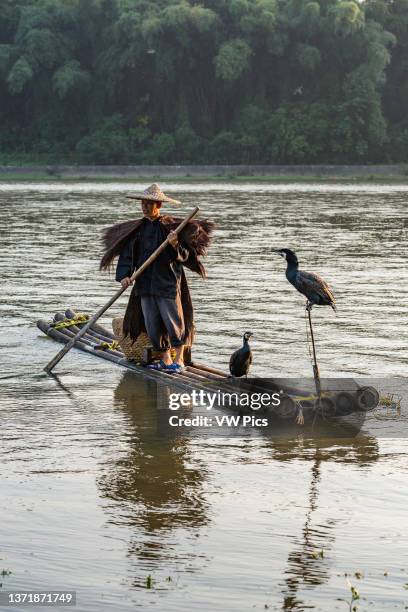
[268,436,380,611]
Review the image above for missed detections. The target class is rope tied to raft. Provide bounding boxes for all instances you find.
[296,404,304,425]
[51,313,90,330]
[94,340,120,352]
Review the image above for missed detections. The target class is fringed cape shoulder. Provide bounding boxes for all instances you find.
[100,215,215,278]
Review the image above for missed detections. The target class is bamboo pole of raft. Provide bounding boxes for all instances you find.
[44,206,200,373]
[191,362,228,378]
[307,307,321,397]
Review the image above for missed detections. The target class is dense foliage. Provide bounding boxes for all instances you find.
[0,0,407,164]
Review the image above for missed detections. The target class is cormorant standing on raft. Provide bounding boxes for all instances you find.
[229,332,253,377]
[275,249,336,312]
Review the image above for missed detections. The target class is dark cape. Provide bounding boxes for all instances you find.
[100,216,215,346]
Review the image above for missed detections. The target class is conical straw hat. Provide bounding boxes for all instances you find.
[126,183,181,206]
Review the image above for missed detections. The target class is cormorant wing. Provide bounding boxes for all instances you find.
[229,346,252,376]
[297,270,336,304]
[229,348,240,374]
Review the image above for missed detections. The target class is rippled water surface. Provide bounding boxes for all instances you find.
[0,183,407,611]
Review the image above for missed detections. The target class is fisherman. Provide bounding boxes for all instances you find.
[100,184,214,373]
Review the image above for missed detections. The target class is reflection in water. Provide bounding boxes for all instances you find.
[271,438,380,611]
[282,458,328,611]
[98,370,381,604]
[97,373,209,572]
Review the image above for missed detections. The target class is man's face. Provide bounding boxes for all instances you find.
[141,199,161,218]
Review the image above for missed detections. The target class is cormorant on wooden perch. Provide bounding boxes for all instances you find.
[275,248,336,397]
[275,249,336,312]
[229,332,253,377]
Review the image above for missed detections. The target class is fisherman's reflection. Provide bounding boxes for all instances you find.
[97,372,209,564]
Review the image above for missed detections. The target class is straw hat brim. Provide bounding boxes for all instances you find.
[126,193,181,206]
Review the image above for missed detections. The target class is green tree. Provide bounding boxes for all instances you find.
[0,0,405,163]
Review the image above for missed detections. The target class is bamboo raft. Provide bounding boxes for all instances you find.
[37,309,380,427]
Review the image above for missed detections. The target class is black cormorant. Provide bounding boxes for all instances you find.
[276,249,336,312]
[229,332,253,377]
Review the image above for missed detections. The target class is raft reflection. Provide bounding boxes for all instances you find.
[97,372,380,604]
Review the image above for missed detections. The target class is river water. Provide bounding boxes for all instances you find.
[0,183,407,611]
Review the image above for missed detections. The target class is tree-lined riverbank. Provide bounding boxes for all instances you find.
[1,165,408,183]
[1,1,408,165]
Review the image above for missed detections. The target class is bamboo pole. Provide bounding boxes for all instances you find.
[191,362,229,377]
[306,306,321,397]
[44,206,200,373]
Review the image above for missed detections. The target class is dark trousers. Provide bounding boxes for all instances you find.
[141,295,185,350]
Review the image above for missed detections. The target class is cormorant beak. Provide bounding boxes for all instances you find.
[274,249,284,258]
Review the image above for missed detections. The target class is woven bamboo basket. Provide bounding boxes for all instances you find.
[112,318,150,362]
[112,318,176,363]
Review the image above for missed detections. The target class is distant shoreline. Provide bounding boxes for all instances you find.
[1,164,408,183]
